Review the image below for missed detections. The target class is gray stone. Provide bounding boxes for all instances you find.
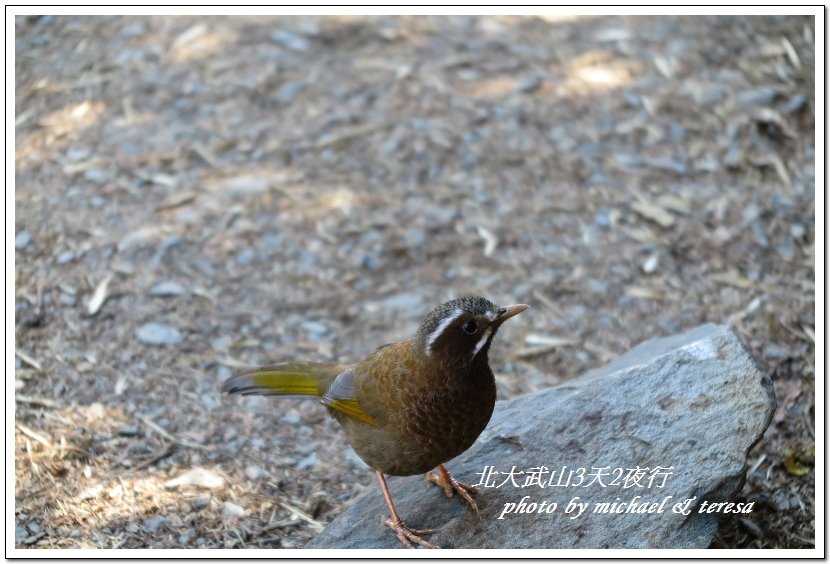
[782,93,807,115]
[296,453,317,471]
[278,81,305,104]
[147,281,186,297]
[235,248,255,265]
[280,412,301,425]
[118,425,139,437]
[736,86,779,106]
[142,516,166,533]
[178,528,196,545]
[271,29,311,52]
[136,323,183,346]
[301,320,329,337]
[15,231,32,250]
[308,324,775,549]
[383,293,422,310]
[244,465,263,480]
[516,74,544,94]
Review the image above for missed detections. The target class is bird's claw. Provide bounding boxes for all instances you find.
[426,466,480,516]
[380,515,439,549]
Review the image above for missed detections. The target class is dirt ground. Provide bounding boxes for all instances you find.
[14,15,815,550]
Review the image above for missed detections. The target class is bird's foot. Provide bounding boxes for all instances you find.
[426,465,480,516]
[380,515,439,549]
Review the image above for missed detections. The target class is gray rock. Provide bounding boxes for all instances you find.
[147,281,186,297]
[308,324,775,549]
[244,465,263,480]
[301,320,329,337]
[516,74,544,94]
[383,293,422,310]
[278,80,305,104]
[136,323,183,346]
[296,453,317,471]
[235,248,255,265]
[15,231,32,250]
[118,425,139,437]
[271,29,311,52]
[736,86,779,106]
[57,250,75,264]
[280,412,301,425]
[142,516,166,533]
[16,524,28,543]
[782,93,807,115]
[178,528,196,545]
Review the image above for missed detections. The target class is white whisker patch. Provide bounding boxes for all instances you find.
[425,308,464,356]
[485,310,497,322]
[473,328,492,357]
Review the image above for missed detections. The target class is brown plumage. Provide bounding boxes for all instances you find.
[222,296,529,548]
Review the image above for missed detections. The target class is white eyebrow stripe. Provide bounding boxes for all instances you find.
[485,310,497,321]
[425,308,464,355]
[472,328,492,357]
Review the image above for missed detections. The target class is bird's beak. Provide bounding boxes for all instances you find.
[497,304,530,323]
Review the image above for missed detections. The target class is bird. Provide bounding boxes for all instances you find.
[221,296,529,548]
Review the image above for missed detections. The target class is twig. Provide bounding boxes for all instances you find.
[131,444,177,470]
[16,395,60,408]
[274,498,325,532]
[15,350,43,371]
[16,423,52,446]
[140,416,213,451]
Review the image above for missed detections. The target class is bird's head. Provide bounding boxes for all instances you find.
[413,297,529,367]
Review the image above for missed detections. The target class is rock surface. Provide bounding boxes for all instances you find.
[308,324,775,549]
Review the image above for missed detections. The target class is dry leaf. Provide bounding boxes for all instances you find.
[86,274,113,316]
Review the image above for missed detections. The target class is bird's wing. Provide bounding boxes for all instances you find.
[320,367,376,425]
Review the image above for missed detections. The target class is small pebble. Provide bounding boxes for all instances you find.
[782,93,807,115]
[142,516,166,533]
[15,231,32,250]
[594,209,612,228]
[765,344,791,360]
[178,528,196,546]
[516,74,543,93]
[244,465,263,480]
[56,250,75,264]
[736,86,779,106]
[222,501,245,521]
[136,323,183,346]
[235,248,255,265]
[790,224,805,239]
[642,254,659,274]
[383,293,422,310]
[301,320,328,337]
[280,412,301,425]
[190,496,210,511]
[271,29,311,52]
[211,336,231,352]
[776,239,796,261]
[278,80,305,104]
[118,425,139,437]
[296,453,317,471]
[147,281,186,297]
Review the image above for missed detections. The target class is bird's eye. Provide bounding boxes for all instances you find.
[463,320,478,334]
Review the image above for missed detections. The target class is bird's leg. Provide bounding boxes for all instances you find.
[375,471,439,549]
[426,464,480,516]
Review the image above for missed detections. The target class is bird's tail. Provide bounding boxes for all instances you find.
[221,362,346,399]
